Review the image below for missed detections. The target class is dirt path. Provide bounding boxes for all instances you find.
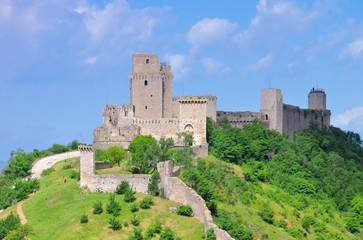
[17,199,28,224]
[31,151,80,179]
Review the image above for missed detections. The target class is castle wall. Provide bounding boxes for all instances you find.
[216,111,269,128]
[88,174,151,193]
[172,96,217,121]
[79,149,232,239]
[283,104,331,135]
[308,89,326,110]
[157,161,233,240]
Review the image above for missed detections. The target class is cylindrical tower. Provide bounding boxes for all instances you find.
[308,88,326,110]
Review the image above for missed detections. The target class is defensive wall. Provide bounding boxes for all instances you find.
[217,88,330,135]
[79,146,233,240]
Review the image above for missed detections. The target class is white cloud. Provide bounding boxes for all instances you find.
[246,52,273,71]
[83,56,98,65]
[202,58,230,74]
[79,0,164,42]
[233,0,320,47]
[0,0,12,22]
[187,18,238,52]
[332,107,363,128]
[341,39,363,58]
[164,54,189,80]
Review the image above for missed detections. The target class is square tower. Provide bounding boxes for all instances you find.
[261,88,283,133]
[129,53,173,118]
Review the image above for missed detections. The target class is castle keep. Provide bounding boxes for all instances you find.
[94,53,331,152]
[94,53,216,156]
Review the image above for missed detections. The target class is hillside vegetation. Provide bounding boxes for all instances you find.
[178,119,363,239]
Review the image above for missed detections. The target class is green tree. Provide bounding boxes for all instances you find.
[106,194,121,217]
[129,135,160,173]
[103,146,127,167]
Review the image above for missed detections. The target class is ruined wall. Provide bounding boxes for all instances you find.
[93,125,139,150]
[89,174,151,193]
[157,161,233,240]
[216,111,269,129]
[283,104,331,135]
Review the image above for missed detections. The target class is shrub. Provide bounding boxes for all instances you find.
[302,215,316,232]
[69,170,80,180]
[275,219,287,229]
[176,205,193,217]
[62,164,72,170]
[140,196,153,209]
[145,219,162,239]
[41,167,55,177]
[130,203,139,213]
[0,213,20,239]
[124,188,136,203]
[124,221,129,227]
[258,205,274,224]
[115,181,130,195]
[206,228,216,240]
[109,217,122,231]
[93,201,103,214]
[129,228,143,240]
[159,227,176,240]
[80,214,88,224]
[106,194,121,217]
[130,215,140,226]
[148,171,160,196]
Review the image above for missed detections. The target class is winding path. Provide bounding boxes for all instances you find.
[31,151,80,179]
[16,151,80,224]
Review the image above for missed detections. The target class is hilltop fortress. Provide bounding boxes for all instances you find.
[93,53,330,154]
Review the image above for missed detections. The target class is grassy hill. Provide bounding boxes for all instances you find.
[0,157,204,240]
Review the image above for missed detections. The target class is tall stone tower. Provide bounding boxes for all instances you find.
[308,88,326,110]
[129,53,174,118]
[261,88,283,133]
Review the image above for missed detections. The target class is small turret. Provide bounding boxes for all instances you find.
[308,88,326,110]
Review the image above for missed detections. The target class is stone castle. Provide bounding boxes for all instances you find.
[93,53,330,153]
[80,53,332,240]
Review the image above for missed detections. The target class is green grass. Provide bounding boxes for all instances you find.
[16,158,204,240]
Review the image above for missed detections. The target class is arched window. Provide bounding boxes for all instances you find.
[144,80,148,86]
[146,59,149,64]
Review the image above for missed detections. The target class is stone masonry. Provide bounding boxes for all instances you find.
[217,88,331,135]
[79,146,233,240]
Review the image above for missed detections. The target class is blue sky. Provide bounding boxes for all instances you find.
[1,0,363,170]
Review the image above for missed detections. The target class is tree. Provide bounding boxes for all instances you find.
[129,135,160,173]
[103,146,127,167]
[106,194,121,217]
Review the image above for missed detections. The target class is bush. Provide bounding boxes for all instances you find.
[302,215,316,232]
[130,203,139,213]
[176,205,193,217]
[124,188,136,203]
[159,227,176,240]
[140,196,153,209]
[80,214,88,224]
[109,217,122,231]
[115,181,130,195]
[41,167,55,177]
[129,228,143,240]
[258,205,274,224]
[145,219,162,239]
[206,228,216,240]
[69,170,80,180]
[62,164,72,170]
[130,215,140,226]
[106,194,121,217]
[148,171,160,196]
[93,201,103,214]
[0,213,20,239]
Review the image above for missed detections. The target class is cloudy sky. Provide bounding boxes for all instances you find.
[1,0,363,169]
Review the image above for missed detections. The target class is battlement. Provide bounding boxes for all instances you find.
[309,87,325,93]
[178,97,208,104]
[78,145,93,153]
